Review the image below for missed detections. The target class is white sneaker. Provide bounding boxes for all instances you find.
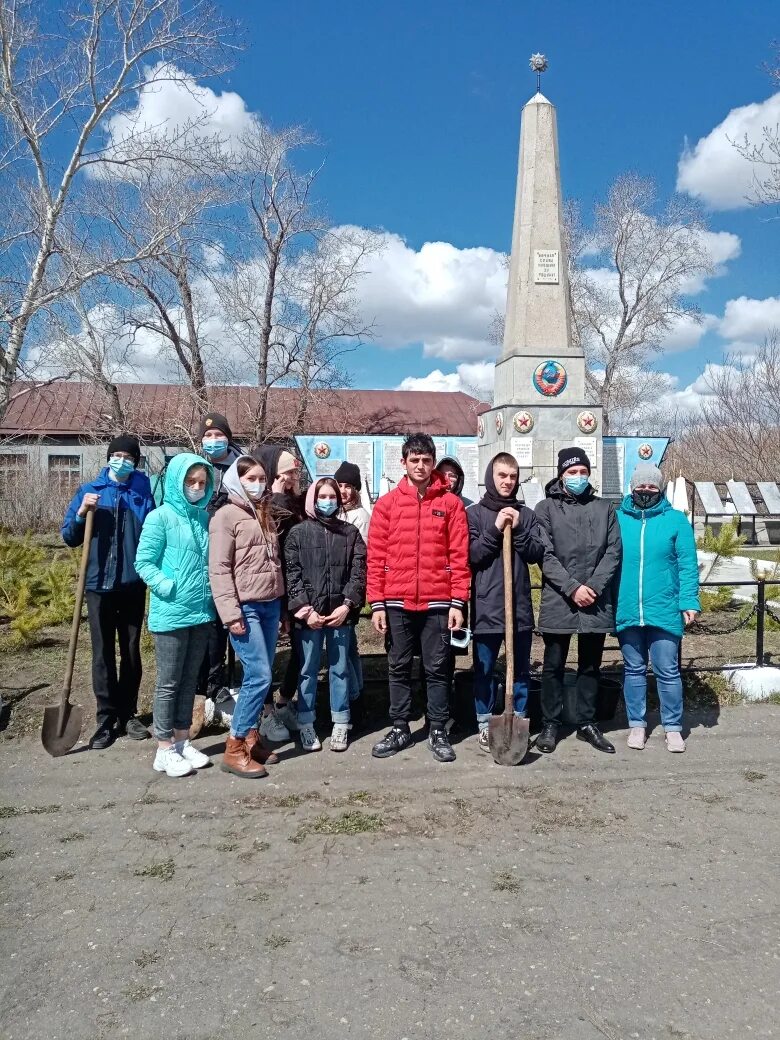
[299,724,322,752]
[627,727,646,750]
[259,711,290,742]
[176,739,211,769]
[203,698,216,727]
[153,746,195,778]
[330,723,350,752]
[275,701,300,732]
[665,731,686,753]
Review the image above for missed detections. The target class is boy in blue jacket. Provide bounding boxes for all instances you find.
[61,435,155,749]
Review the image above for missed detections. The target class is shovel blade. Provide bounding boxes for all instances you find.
[488,714,530,766]
[41,703,84,758]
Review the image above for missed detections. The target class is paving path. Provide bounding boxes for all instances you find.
[1,708,779,1040]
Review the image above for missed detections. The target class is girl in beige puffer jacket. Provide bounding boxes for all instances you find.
[208,455,285,778]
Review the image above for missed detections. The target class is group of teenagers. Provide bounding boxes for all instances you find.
[61,416,701,779]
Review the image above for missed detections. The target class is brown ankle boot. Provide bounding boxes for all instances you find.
[221,736,268,778]
[245,728,279,765]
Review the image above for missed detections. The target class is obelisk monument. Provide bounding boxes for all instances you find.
[479,55,602,494]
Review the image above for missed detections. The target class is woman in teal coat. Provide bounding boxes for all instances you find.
[616,463,700,753]
[136,453,216,777]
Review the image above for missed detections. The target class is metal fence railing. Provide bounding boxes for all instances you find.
[356,577,780,674]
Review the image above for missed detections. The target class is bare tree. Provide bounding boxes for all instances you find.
[0,0,235,417]
[566,174,714,434]
[669,333,780,481]
[731,43,780,213]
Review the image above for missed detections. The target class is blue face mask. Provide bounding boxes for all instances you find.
[317,498,338,516]
[108,456,135,479]
[241,480,265,500]
[563,475,589,496]
[202,438,228,458]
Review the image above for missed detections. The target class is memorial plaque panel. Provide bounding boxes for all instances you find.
[758,482,780,515]
[534,249,559,284]
[510,437,533,467]
[520,480,544,508]
[695,482,727,516]
[727,480,757,515]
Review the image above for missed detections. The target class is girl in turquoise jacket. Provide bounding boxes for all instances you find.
[616,463,700,753]
[135,453,216,778]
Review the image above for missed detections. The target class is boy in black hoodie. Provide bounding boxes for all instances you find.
[467,452,546,752]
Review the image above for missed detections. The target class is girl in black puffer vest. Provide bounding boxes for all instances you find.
[284,479,367,753]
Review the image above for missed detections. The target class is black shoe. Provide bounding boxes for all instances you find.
[536,723,558,754]
[576,723,615,754]
[371,725,413,759]
[120,716,150,740]
[89,724,116,750]
[427,727,456,763]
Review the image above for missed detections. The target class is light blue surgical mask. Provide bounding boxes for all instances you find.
[108,456,134,479]
[184,486,206,504]
[241,480,265,499]
[317,498,338,516]
[202,438,228,458]
[563,475,589,496]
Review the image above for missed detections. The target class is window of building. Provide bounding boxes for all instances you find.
[48,454,82,493]
[0,453,28,489]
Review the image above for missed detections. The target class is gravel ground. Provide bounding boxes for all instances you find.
[1,704,779,1040]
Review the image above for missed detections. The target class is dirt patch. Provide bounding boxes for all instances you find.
[133,857,175,881]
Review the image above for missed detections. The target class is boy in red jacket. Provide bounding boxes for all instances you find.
[368,433,471,762]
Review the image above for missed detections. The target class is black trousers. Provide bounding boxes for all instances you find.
[197,619,229,698]
[541,632,607,727]
[85,584,146,728]
[387,608,450,727]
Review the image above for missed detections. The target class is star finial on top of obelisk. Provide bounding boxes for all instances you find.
[529,53,548,94]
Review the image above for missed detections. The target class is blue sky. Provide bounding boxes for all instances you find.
[37,0,780,403]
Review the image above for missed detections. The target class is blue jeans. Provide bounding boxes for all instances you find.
[229,599,282,738]
[347,626,363,702]
[473,630,532,731]
[294,626,351,726]
[618,626,683,732]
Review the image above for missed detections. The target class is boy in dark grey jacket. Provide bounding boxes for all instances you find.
[534,447,622,755]
[468,453,546,752]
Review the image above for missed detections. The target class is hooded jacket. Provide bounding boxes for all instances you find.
[134,453,215,632]
[208,455,284,625]
[467,457,547,634]
[255,444,305,546]
[534,477,622,634]
[436,456,474,507]
[616,494,700,636]
[367,472,470,612]
[202,442,242,517]
[284,480,367,624]
[61,467,155,592]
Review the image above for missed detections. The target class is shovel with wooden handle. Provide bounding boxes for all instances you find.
[41,507,93,756]
[488,521,530,765]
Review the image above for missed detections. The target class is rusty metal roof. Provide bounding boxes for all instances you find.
[0,382,488,439]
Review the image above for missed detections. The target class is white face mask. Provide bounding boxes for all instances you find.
[242,480,266,500]
[185,486,206,503]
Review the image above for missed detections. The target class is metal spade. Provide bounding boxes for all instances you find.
[41,508,94,756]
[488,522,530,765]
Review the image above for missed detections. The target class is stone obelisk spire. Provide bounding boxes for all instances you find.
[478,54,602,495]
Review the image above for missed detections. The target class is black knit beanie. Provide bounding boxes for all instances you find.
[107,435,141,466]
[197,412,233,441]
[557,446,591,476]
[334,461,362,491]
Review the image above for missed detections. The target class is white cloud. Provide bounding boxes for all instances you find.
[676,92,780,209]
[679,230,741,294]
[719,295,780,346]
[353,232,507,362]
[656,312,719,354]
[95,63,258,173]
[396,361,495,398]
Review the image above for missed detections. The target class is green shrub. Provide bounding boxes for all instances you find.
[0,533,78,649]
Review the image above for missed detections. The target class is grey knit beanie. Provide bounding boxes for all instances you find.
[630,462,663,491]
